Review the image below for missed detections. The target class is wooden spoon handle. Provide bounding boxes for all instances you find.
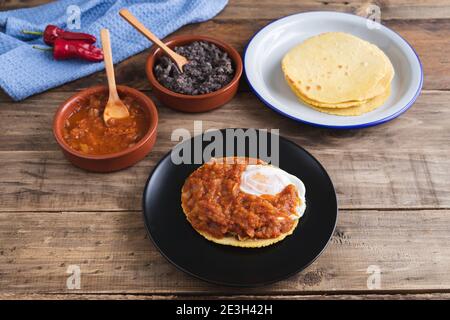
[119,9,186,67]
[100,29,119,100]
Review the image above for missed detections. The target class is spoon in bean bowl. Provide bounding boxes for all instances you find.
[119,8,188,72]
[100,28,130,125]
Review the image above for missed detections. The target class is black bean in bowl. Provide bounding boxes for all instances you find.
[154,41,235,95]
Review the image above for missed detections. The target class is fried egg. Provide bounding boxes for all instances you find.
[239,165,306,219]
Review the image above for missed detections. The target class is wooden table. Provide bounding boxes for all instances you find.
[0,0,449,300]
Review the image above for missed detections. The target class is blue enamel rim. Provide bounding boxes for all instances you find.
[243,11,424,129]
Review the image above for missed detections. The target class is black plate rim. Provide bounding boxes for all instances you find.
[142,129,338,287]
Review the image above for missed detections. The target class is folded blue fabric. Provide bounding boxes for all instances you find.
[0,0,228,101]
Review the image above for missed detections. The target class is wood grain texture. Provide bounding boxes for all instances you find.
[1,293,449,300]
[0,91,449,211]
[221,0,450,20]
[0,210,449,294]
[1,150,448,211]
[2,90,449,152]
[3,0,450,20]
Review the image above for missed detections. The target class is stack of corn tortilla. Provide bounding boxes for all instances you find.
[282,32,394,116]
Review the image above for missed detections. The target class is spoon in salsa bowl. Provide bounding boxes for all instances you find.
[119,8,188,72]
[100,28,130,125]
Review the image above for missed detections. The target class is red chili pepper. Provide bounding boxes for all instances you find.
[23,25,96,45]
[43,25,97,45]
[33,39,104,62]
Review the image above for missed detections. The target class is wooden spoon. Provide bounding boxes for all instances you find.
[100,28,129,125]
[119,8,188,72]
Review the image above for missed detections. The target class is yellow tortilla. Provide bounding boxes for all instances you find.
[309,86,391,116]
[195,220,299,248]
[286,73,391,115]
[282,32,394,104]
[284,74,369,108]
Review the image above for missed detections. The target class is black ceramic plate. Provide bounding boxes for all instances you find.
[143,129,337,287]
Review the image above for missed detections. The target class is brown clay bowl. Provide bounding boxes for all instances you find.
[53,85,158,172]
[146,35,243,113]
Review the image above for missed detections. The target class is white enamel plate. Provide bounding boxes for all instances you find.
[244,12,423,129]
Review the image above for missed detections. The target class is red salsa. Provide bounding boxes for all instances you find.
[181,158,299,240]
[63,94,148,155]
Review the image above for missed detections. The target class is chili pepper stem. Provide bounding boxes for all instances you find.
[22,30,44,36]
[32,45,52,52]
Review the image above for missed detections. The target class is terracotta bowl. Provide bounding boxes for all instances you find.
[146,35,243,113]
[53,85,158,172]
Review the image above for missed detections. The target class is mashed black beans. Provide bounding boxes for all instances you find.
[154,41,235,95]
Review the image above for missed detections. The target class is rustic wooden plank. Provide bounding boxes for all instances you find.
[1,292,449,300]
[0,19,447,96]
[0,210,448,294]
[1,90,448,153]
[0,0,48,10]
[221,0,450,20]
[0,90,449,211]
[3,0,450,20]
[1,150,448,211]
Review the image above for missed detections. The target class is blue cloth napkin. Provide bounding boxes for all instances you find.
[0,0,228,101]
